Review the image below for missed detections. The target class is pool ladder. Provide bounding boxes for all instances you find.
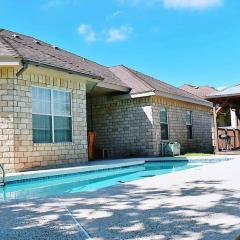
[0,163,5,186]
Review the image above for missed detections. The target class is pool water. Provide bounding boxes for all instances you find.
[0,161,200,201]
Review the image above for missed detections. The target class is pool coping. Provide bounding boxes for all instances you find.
[4,155,239,184]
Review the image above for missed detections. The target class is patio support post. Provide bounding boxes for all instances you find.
[213,104,219,153]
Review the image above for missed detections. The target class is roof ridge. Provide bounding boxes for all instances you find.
[121,65,155,92]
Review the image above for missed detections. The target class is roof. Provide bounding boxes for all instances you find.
[180,84,216,98]
[110,65,211,106]
[0,29,211,107]
[207,84,240,99]
[0,29,128,90]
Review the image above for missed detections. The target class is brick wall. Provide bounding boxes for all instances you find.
[0,66,88,172]
[88,95,212,158]
[88,96,155,158]
[152,96,212,154]
[0,68,15,171]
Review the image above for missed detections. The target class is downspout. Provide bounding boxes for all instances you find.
[16,60,28,77]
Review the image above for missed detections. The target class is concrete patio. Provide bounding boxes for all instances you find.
[0,158,240,240]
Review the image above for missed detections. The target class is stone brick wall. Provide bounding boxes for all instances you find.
[152,96,212,155]
[0,66,88,172]
[0,68,15,171]
[88,96,155,158]
[88,95,212,158]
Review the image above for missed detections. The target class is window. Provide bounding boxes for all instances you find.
[32,87,72,143]
[160,107,168,140]
[186,110,193,139]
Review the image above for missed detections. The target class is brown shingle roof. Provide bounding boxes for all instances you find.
[180,84,216,98]
[110,65,211,106]
[109,65,154,94]
[0,29,212,106]
[0,29,128,89]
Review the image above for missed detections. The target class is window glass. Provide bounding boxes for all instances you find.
[32,87,51,114]
[161,123,169,140]
[54,116,72,142]
[160,107,169,140]
[53,90,71,116]
[187,125,193,140]
[32,87,72,143]
[186,111,192,125]
[32,114,52,143]
[160,107,168,123]
[186,111,193,139]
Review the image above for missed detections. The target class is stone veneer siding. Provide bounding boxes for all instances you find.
[0,66,88,172]
[88,95,212,158]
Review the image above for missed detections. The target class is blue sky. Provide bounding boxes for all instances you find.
[0,0,239,89]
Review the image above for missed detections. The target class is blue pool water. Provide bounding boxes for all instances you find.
[0,161,201,201]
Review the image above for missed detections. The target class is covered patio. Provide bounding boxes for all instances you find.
[206,84,240,154]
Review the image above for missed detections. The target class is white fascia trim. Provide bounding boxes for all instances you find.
[130,91,155,98]
[0,61,20,66]
[0,57,20,66]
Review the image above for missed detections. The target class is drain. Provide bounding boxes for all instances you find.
[142,175,155,178]
[118,180,125,184]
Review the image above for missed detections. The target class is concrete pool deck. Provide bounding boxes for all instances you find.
[0,158,240,240]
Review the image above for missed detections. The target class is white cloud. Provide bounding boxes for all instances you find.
[42,0,78,10]
[77,24,96,43]
[116,0,223,9]
[116,0,161,7]
[106,25,133,42]
[163,0,223,9]
[106,11,122,21]
[217,86,226,91]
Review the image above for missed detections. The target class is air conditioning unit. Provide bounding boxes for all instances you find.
[164,142,181,156]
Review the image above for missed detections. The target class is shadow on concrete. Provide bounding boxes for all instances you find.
[0,177,239,240]
[60,179,240,240]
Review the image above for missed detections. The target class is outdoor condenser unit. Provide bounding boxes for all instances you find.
[164,142,181,156]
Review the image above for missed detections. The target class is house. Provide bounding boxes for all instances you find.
[88,66,213,158]
[180,84,216,98]
[206,84,240,153]
[0,29,213,172]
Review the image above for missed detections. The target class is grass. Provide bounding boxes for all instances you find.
[177,153,214,157]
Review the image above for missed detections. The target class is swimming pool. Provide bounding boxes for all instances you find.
[0,161,201,201]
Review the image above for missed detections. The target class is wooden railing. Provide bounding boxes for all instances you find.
[217,127,240,151]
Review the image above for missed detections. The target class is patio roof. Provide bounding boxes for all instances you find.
[206,84,240,106]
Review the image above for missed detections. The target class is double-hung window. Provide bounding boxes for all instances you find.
[32,87,72,143]
[186,110,193,140]
[160,107,169,140]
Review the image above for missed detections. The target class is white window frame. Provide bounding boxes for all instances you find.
[160,106,169,141]
[32,86,72,143]
[186,110,193,140]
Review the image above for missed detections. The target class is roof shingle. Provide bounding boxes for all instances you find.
[110,65,211,106]
[180,84,216,98]
[0,29,128,88]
